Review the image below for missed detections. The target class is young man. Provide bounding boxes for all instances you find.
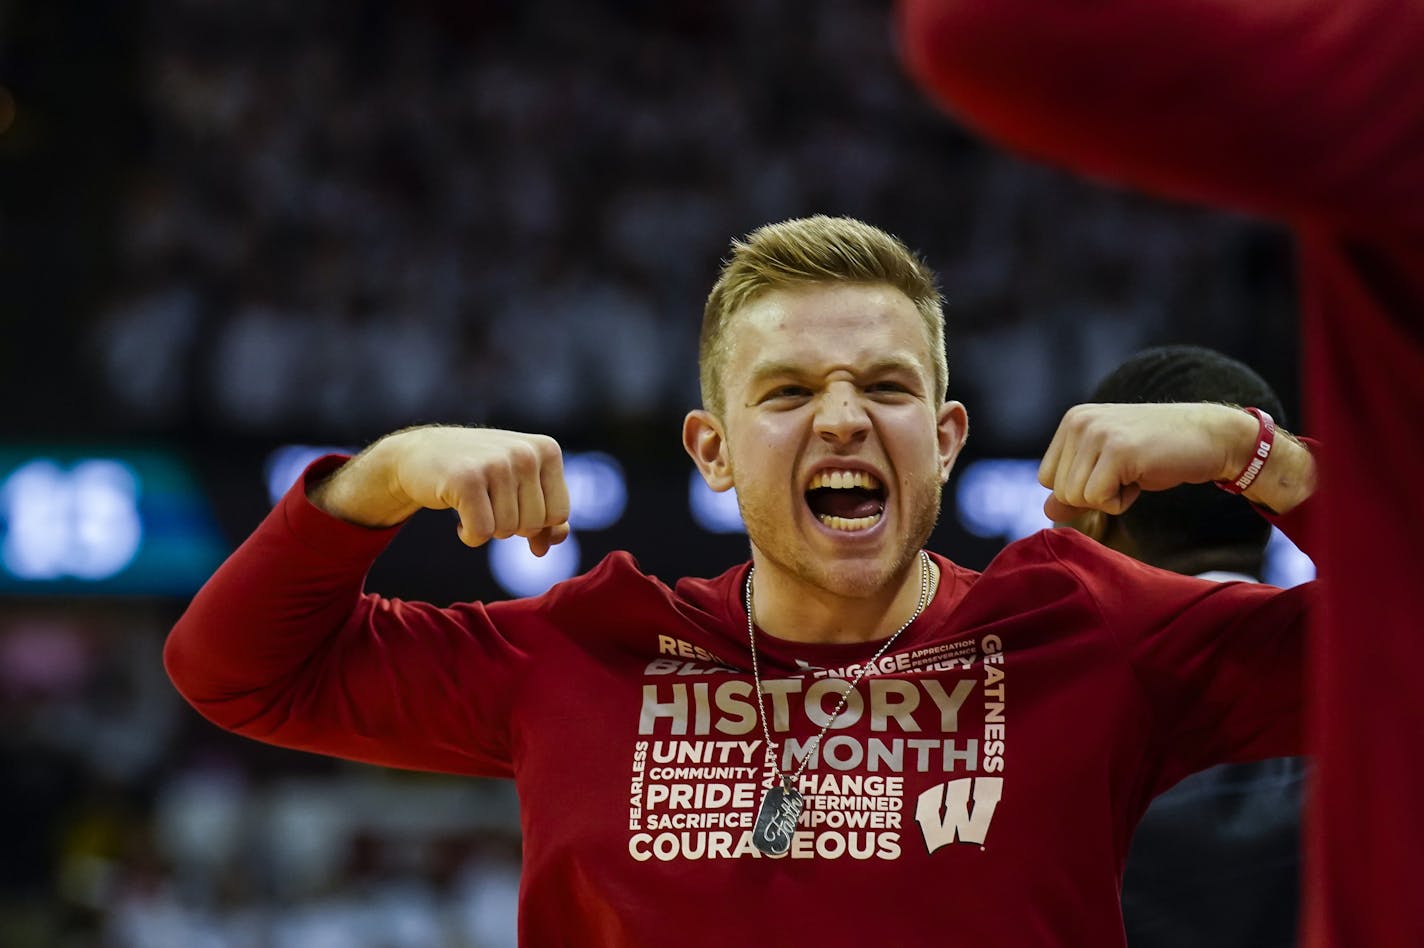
[1064,345,1306,948]
[896,4,1424,943]
[166,216,1318,945]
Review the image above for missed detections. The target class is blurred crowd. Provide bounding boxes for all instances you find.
[89,0,1296,449]
[0,605,523,948]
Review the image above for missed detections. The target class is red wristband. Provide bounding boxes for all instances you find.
[1215,406,1276,495]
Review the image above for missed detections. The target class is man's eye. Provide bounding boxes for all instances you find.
[868,382,910,394]
[769,386,811,399]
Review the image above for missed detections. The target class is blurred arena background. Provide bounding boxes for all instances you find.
[0,1,1309,945]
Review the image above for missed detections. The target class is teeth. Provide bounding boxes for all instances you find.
[808,470,882,491]
[817,513,881,532]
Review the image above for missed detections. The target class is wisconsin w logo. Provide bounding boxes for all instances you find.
[915,777,1004,851]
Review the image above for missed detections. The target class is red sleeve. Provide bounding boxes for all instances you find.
[163,457,528,778]
[1043,529,1312,788]
[897,0,1424,236]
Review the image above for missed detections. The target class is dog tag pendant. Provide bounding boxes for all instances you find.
[752,778,803,856]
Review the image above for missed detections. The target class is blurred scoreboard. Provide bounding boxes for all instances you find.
[0,447,226,596]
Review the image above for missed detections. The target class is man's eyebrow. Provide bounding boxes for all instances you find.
[746,361,805,385]
[746,356,924,386]
[862,356,923,376]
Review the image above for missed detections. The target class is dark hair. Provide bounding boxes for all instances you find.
[1090,345,1287,573]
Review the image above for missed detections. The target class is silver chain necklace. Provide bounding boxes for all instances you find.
[745,549,931,856]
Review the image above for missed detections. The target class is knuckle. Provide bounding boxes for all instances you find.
[441,484,476,514]
[482,456,516,488]
[508,443,540,477]
[1069,406,1109,437]
[451,464,491,494]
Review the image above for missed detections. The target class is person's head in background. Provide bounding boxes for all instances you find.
[1061,345,1287,579]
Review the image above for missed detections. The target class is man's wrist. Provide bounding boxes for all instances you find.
[1215,407,1276,494]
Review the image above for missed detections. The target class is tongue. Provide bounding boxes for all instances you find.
[807,488,883,520]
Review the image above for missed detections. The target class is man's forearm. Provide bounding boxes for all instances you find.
[1040,402,1317,520]
[1236,417,1317,516]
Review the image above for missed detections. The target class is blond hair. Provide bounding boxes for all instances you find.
[699,216,947,417]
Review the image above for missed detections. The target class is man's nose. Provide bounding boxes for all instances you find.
[814,385,870,446]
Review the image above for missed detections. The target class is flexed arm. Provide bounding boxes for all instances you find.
[164,426,571,775]
[1039,402,1317,522]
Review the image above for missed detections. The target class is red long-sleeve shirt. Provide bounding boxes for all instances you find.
[897,4,1424,944]
[168,460,1317,946]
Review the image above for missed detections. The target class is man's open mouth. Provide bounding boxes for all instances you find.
[805,469,886,532]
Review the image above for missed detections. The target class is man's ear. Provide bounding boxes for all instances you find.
[937,400,969,484]
[683,410,734,492]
